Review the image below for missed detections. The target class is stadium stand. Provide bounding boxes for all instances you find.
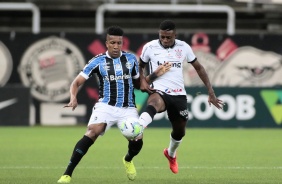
[1,0,282,34]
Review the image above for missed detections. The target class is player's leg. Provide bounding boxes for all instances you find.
[168,116,187,156]
[120,108,143,180]
[122,138,143,180]
[163,115,186,174]
[164,95,188,174]
[138,92,166,127]
[58,123,106,183]
[58,103,112,183]
[124,138,143,162]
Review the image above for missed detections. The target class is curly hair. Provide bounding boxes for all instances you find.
[159,20,176,31]
[106,26,124,36]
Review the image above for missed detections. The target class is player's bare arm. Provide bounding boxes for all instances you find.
[139,60,154,94]
[191,60,224,109]
[133,78,141,90]
[64,75,86,111]
[146,61,172,83]
[139,61,171,93]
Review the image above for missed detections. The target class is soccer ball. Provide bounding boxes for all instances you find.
[119,117,143,140]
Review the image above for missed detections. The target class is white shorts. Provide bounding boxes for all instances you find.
[88,102,139,135]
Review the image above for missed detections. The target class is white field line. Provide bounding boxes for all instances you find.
[0,166,281,170]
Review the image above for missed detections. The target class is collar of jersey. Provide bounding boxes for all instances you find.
[158,40,176,49]
[106,51,123,59]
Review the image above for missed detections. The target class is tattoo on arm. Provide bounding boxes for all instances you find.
[148,72,158,82]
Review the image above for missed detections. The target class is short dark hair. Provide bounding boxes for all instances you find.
[106,26,124,36]
[159,20,176,31]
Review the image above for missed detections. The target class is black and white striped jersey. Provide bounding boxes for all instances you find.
[80,51,139,108]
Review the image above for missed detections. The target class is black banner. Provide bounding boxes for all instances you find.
[0,85,31,126]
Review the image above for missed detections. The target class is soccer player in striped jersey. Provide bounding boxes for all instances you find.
[138,20,224,174]
[57,26,171,183]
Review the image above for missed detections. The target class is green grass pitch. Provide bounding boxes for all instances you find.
[0,126,281,184]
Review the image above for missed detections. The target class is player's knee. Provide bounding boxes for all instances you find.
[86,124,105,139]
[171,130,185,140]
[85,131,99,140]
[147,94,164,109]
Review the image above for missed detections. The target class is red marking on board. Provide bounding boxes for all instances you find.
[39,57,56,69]
[122,36,130,51]
[216,38,238,60]
[191,33,210,52]
[88,39,106,55]
[86,87,99,100]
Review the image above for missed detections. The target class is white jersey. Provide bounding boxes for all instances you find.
[140,39,196,95]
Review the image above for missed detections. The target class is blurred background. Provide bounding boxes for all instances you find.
[0,0,282,128]
[2,0,282,34]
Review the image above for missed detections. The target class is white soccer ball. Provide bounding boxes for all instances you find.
[119,117,143,140]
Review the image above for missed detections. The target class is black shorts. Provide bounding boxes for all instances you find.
[156,90,189,121]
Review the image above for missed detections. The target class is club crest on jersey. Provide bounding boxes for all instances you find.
[125,62,132,69]
[175,49,182,58]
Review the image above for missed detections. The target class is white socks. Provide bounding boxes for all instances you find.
[139,112,182,158]
[168,135,182,158]
[138,112,152,127]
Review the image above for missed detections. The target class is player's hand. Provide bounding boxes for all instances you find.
[208,93,224,109]
[155,62,172,77]
[140,78,155,94]
[64,98,78,111]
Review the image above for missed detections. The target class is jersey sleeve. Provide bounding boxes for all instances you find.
[140,42,151,63]
[131,54,140,79]
[80,57,100,79]
[185,43,197,63]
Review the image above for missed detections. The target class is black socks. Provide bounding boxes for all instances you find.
[125,139,143,162]
[146,105,157,119]
[64,135,94,176]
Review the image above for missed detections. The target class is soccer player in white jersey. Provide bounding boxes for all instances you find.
[138,20,224,174]
[57,26,171,183]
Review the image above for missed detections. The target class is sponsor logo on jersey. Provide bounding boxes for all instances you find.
[171,62,181,68]
[18,36,85,102]
[165,88,183,93]
[105,74,131,81]
[0,42,13,86]
[157,61,181,68]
